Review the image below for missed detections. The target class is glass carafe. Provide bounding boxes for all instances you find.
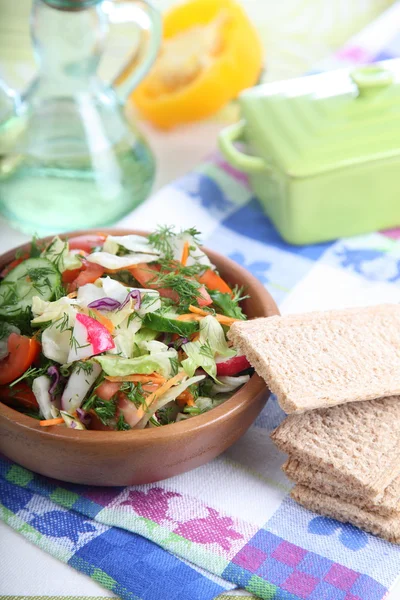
[0,0,161,234]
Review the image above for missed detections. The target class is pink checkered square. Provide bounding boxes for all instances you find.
[272,540,307,567]
[383,228,400,240]
[281,570,318,599]
[345,594,363,600]
[336,46,371,63]
[232,545,267,571]
[325,564,360,592]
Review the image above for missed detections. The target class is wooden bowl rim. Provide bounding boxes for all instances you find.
[0,228,279,444]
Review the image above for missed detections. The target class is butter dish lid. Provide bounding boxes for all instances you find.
[239,59,400,177]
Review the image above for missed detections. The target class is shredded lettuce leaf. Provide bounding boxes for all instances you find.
[95,348,178,378]
[31,297,77,324]
[108,314,143,358]
[104,234,161,257]
[199,316,235,359]
[181,316,235,380]
[41,236,82,273]
[86,252,159,270]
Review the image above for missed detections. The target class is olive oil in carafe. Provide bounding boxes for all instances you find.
[0,0,161,233]
[0,117,155,234]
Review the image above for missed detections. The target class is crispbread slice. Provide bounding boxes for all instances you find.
[283,458,400,516]
[291,484,400,545]
[228,304,400,413]
[271,397,400,501]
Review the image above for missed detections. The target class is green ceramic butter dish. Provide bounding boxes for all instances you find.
[218,59,400,245]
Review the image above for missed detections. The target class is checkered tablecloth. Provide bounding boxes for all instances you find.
[2,3,400,600]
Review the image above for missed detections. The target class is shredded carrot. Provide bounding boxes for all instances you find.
[39,417,64,426]
[188,305,213,316]
[188,305,240,326]
[177,314,203,322]
[190,332,200,342]
[135,371,187,423]
[176,389,195,409]
[85,307,115,334]
[143,371,186,407]
[181,241,190,266]
[142,383,160,393]
[105,373,166,384]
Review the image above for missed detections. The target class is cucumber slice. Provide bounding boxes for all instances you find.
[144,311,199,336]
[0,257,61,320]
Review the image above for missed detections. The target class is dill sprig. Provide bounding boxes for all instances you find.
[156,405,175,425]
[10,360,54,387]
[148,225,202,261]
[0,281,21,307]
[74,360,94,376]
[82,394,117,425]
[53,283,67,301]
[70,335,90,353]
[26,267,54,296]
[43,238,68,271]
[116,414,131,430]
[55,312,70,332]
[169,356,179,376]
[232,285,250,305]
[154,271,201,311]
[148,225,175,259]
[199,340,214,360]
[119,382,147,408]
[15,234,43,259]
[182,227,201,242]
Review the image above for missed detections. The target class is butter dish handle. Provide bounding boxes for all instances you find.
[218,120,269,174]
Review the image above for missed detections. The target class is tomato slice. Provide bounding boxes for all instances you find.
[95,381,121,401]
[87,411,116,431]
[62,266,83,285]
[68,260,105,292]
[68,234,106,253]
[128,263,160,286]
[129,263,180,302]
[0,334,41,385]
[197,285,212,307]
[0,382,39,410]
[129,263,212,306]
[197,269,233,296]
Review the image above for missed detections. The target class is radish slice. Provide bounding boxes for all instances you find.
[67,313,115,362]
[215,354,251,376]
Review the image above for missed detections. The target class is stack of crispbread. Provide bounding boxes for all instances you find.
[228,304,400,544]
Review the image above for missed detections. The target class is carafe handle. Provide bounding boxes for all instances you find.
[110,0,162,103]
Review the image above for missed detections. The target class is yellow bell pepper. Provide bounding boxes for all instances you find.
[131,0,263,129]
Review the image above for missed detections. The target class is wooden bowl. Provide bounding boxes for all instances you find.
[0,229,279,486]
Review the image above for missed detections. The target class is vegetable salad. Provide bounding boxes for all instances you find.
[0,227,252,431]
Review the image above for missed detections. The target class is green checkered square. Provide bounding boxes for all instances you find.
[92,568,118,589]
[247,575,277,599]
[50,487,79,508]
[5,464,34,486]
